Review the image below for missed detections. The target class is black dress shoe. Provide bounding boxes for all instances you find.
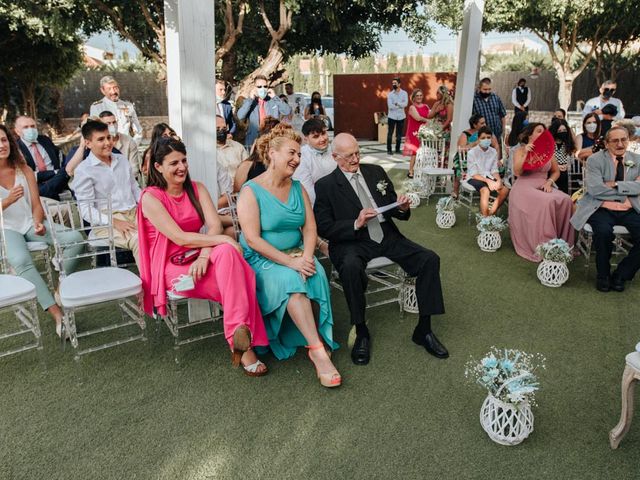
[611,273,625,292]
[596,276,610,292]
[387,150,393,155]
[351,335,370,365]
[412,331,449,359]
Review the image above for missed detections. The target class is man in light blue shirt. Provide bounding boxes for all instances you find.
[386,77,408,155]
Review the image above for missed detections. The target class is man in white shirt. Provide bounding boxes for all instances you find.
[292,118,336,205]
[216,115,247,178]
[465,126,509,216]
[90,75,143,143]
[582,80,625,121]
[98,110,142,181]
[511,78,531,112]
[386,77,408,155]
[73,120,142,267]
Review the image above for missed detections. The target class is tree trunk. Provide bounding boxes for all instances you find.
[21,81,37,120]
[555,68,575,111]
[221,50,237,84]
[236,43,285,99]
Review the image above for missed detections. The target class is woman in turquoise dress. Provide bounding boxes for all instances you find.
[237,124,341,388]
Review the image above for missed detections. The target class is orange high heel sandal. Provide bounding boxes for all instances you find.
[306,344,341,388]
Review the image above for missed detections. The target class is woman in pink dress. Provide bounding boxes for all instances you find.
[404,89,430,178]
[137,137,269,376]
[509,123,574,261]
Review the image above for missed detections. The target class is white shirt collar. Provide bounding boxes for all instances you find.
[87,150,117,167]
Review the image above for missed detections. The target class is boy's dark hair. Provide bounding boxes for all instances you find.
[478,126,493,137]
[82,120,109,140]
[602,104,618,116]
[98,110,115,119]
[301,118,326,136]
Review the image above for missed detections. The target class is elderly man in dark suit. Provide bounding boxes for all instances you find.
[314,133,448,365]
[14,115,69,200]
[571,126,640,292]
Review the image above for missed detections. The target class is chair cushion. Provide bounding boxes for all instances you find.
[626,351,640,371]
[27,241,49,252]
[583,223,629,235]
[366,257,395,270]
[0,274,36,308]
[60,267,142,308]
[422,167,454,175]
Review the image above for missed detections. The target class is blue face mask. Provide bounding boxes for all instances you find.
[522,120,529,126]
[479,138,492,149]
[257,87,268,99]
[635,127,640,137]
[22,127,38,144]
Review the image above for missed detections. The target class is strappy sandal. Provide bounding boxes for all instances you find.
[241,351,268,377]
[306,344,341,388]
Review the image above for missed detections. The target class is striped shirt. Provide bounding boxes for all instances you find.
[473,92,507,138]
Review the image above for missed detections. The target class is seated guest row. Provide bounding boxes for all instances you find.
[1,118,450,389]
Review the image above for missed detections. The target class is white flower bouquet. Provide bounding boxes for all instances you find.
[476,215,507,233]
[417,119,445,141]
[464,347,546,406]
[535,238,573,264]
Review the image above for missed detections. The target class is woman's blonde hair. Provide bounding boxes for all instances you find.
[438,85,453,105]
[255,123,301,166]
[410,88,423,103]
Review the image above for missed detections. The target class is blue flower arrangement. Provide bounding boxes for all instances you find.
[436,196,458,213]
[464,347,546,405]
[535,238,573,263]
[476,215,507,233]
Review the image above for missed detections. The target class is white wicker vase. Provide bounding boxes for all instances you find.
[480,394,534,446]
[477,231,502,252]
[407,192,421,209]
[436,210,456,229]
[536,260,569,287]
[399,277,419,313]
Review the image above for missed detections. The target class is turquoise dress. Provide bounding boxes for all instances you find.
[239,180,339,360]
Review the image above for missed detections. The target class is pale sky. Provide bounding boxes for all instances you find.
[87,24,543,60]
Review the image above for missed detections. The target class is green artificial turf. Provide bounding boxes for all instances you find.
[1,169,639,479]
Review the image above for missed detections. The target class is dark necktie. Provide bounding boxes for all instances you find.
[615,156,624,182]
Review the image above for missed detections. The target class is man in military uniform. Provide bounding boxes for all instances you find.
[89,75,143,143]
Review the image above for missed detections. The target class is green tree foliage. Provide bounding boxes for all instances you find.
[358,55,376,74]
[482,47,553,73]
[386,53,399,73]
[0,1,82,124]
[307,56,322,94]
[415,53,425,72]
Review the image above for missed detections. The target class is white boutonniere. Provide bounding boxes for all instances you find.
[624,159,635,176]
[376,180,388,196]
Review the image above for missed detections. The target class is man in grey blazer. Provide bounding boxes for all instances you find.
[571,126,640,292]
[237,74,291,148]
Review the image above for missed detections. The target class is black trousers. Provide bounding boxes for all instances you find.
[588,207,640,280]
[38,170,69,201]
[387,118,404,153]
[331,223,445,325]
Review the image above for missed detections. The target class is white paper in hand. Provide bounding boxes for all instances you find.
[375,201,400,214]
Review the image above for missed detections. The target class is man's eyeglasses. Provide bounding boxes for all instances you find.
[608,138,629,144]
[335,151,360,161]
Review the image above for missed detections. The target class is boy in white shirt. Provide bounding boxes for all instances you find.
[293,118,336,205]
[73,120,142,266]
[465,126,509,216]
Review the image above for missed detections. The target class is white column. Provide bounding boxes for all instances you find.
[164,0,217,197]
[449,0,485,162]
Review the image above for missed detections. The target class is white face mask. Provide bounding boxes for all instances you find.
[108,124,118,137]
[585,123,598,134]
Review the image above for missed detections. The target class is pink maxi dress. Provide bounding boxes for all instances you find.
[508,162,574,262]
[137,185,268,349]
